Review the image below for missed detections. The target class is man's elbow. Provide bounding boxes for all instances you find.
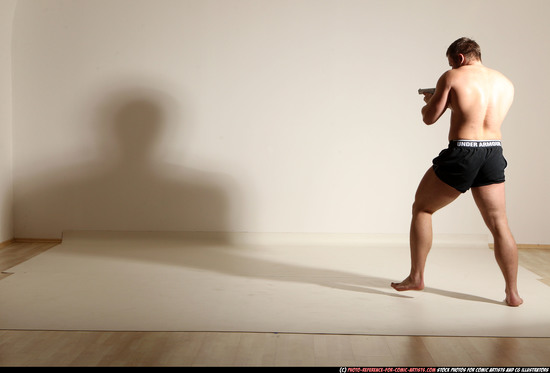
[422,108,444,124]
[421,107,436,125]
[422,115,436,125]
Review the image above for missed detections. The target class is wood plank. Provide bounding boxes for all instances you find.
[192,332,242,367]
[421,336,476,366]
[233,332,278,366]
[385,336,436,367]
[0,239,15,249]
[348,334,395,366]
[313,334,356,366]
[273,333,315,366]
[0,241,59,273]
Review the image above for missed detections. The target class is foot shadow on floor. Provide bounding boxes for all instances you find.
[423,286,504,305]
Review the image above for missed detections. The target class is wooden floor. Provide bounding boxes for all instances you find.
[1,241,550,367]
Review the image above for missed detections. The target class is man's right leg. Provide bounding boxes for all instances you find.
[392,168,461,291]
[472,183,523,306]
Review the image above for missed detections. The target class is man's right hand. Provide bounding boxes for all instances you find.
[422,93,433,103]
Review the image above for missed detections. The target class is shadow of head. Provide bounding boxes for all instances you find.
[94,87,182,164]
[114,99,165,160]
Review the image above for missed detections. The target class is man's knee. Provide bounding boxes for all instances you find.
[412,201,436,216]
[482,211,510,235]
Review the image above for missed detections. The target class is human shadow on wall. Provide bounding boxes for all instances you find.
[20,87,238,237]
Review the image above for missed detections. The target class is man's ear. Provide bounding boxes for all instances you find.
[458,54,466,66]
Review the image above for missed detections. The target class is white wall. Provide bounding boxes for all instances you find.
[0,0,18,243]
[11,0,550,243]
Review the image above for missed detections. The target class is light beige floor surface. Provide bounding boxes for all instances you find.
[1,231,548,337]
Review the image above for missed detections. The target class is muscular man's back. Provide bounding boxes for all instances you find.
[447,63,514,141]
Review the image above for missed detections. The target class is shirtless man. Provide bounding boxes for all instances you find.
[391,37,523,307]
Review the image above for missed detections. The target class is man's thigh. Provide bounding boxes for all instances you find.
[414,168,462,214]
[471,182,508,225]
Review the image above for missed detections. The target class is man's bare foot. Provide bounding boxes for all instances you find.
[391,276,424,291]
[506,290,523,307]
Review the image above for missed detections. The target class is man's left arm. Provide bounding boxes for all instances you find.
[421,71,451,125]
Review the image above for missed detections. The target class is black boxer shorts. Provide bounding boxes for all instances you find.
[432,140,507,193]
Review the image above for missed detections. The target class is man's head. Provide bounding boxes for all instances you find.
[446,37,482,68]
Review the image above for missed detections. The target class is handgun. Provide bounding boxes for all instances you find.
[418,88,436,95]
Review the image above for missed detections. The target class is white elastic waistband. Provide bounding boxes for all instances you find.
[450,140,502,148]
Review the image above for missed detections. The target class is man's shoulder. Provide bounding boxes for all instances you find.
[483,66,514,89]
[438,69,458,88]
